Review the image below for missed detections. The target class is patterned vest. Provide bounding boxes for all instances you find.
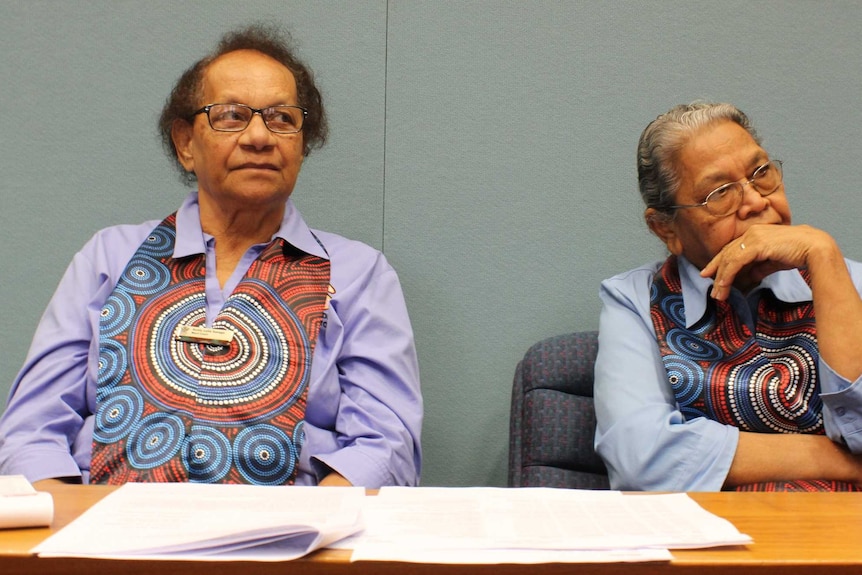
[650,256,822,433]
[650,257,856,491]
[90,214,331,485]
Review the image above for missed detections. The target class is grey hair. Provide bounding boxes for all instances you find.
[637,102,760,222]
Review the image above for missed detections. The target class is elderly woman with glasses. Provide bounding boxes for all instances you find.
[0,25,422,489]
[594,102,862,491]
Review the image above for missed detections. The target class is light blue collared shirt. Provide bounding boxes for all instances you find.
[595,255,862,491]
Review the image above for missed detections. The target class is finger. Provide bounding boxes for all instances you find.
[704,241,752,300]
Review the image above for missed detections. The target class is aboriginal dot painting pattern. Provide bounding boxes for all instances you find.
[649,257,857,491]
[91,214,330,485]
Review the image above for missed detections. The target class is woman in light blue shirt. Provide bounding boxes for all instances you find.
[594,102,862,491]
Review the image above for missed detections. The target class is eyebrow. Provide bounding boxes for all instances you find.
[695,153,770,194]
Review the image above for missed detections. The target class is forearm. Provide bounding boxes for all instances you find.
[596,273,737,491]
[33,477,83,491]
[318,471,353,486]
[704,225,862,380]
[808,243,862,381]
[725,431,862,488]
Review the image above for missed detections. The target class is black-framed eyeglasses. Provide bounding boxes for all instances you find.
[668,160,784,217]
[192,103,307,134]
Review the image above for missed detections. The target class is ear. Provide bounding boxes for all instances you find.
[171,119,196,173]
[645,208,683,256]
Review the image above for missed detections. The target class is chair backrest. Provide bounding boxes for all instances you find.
[508,331,609,489]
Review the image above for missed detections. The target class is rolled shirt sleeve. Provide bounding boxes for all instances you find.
[0,225,149,482]
[814,258,862,453]
[819,359,862,452]
[594,263,738,492]
[302,233,423,487]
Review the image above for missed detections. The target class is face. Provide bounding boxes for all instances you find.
[172,50,304,212]
[649,120,792,269]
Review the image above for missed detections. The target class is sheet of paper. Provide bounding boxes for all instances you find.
[353,545,673,564]
[350,487,750,563]
[0,475,54,529]
[33,483,364,561]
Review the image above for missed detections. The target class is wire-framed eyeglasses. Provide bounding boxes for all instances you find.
[668,160,784,217]
[193,103,307,134]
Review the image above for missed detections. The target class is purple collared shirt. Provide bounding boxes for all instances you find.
[0,193,423,487]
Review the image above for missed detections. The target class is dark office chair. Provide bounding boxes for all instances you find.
[508,331,610,489]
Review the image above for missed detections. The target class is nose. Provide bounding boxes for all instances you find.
[736,180,769,218]
[239,113,275,148]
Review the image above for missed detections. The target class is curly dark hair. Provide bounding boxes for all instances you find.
[158,24,328,183]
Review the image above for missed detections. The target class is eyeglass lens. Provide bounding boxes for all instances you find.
[706,161,782,215]
[207,104,303,133]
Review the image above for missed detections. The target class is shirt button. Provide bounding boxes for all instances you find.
[836,407,847,417]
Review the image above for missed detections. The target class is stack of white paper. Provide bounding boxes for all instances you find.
[349,487,751,564]
[33,483,364,561]
[0,475,54,529]
[31,484,751,565]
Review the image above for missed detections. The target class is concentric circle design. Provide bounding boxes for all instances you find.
[100,290,136,337]
[660,295,687,326]
[196,290,307,404]
[138,226,176,258]
[234,424,296,485]
[184,425,232,482]
[129,286,309,424]
[666,328,723,361]
[120,258,172,295]
[129,289,207,406]
[93,220,329,485]
[97,338,128,392]
[663,355,705,416]
[93,387,144,443]
[126,412,185,469]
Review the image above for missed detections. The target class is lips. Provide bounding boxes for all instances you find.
[236,162,279,171]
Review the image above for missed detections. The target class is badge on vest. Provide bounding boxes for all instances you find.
[174,325,235,345]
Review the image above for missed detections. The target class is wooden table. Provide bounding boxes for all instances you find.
[2,484,860,574]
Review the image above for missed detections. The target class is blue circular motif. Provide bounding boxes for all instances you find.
[126,412,185,469]
[666,328,724,361]
[234,424,296,485]
[184,426,232,482]
[129,290,206,402]
[661,294,687,326]
[138,226,176,258]
[93,387,144,443]
[100,290,136,337]
[195,287,308,416]
[663,355,705,415]
[97,338,128,392]
[120,258,171,295]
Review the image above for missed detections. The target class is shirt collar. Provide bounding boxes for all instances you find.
[172,192,330,261]
[677,255,812,328]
